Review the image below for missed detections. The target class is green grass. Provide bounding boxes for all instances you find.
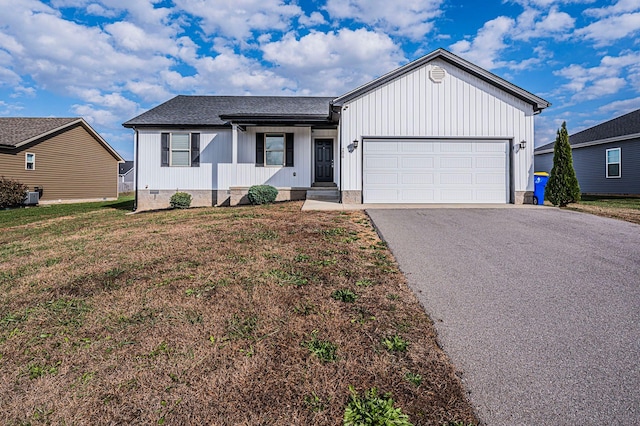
[578,195,640,210]
[0,195,134,228]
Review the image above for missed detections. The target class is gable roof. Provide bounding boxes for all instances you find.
[123,96,336,128]
[119,160,134,175]
[0,117,123,162]
[535,108,640,154]
[0,117,79,148]
[332,48,550,113]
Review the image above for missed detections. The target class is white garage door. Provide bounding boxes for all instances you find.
[363,139,509,203]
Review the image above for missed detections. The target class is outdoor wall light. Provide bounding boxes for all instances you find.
[519,140,527,149]
[352,139,359,148]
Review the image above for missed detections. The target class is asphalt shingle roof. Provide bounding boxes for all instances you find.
[0,117,79,147]
[535,108,640,152]
[123,95,336,127]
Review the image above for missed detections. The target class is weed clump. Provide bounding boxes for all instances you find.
[343,386,412,426]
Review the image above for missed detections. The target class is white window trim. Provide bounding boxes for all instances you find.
[25,152,35,170]
[170,132,190,167]
[265,133,285,167]
[606,147,621,179]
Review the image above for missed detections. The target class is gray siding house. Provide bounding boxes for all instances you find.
[535,109,640,195]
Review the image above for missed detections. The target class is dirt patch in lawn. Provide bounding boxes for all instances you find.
[0,202,477,425]
[566,203,640,225]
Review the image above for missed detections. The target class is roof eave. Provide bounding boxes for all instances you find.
[332,48,550,113]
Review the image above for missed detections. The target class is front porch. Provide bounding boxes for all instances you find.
[216,124,339,206]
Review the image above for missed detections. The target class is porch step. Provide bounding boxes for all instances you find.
[306,188,339,201]
[311,182,337,188]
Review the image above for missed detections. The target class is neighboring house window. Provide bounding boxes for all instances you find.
[161,133,200,167]
[25,153,35,170]
[255,132,294,167]
[606,148,621,178]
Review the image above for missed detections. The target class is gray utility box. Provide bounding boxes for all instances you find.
[24,192,40,206]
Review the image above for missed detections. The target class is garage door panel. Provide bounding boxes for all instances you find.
[440,173,473,184]
[475,157,505,168]
[367,142,399,152]
[440,143,472,152]
[365,173,398,185]
[401,173,434,184]
[363,139,508,204]
[401,142,434,153]
[401,189,435,202]
[402,157,434,168]
[365,157,398,169]
[366,189,400,202]
[476,143,506,152]
[440,157,473,168]
[441,189,474,202]
[476,173,506,185]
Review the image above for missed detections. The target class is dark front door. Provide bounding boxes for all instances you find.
[315,139,334,182]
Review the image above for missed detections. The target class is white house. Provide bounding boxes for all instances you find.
[123,48,549,211]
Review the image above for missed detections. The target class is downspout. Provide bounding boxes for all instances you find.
[133,127,139,212]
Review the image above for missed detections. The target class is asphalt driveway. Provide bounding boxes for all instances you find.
[367,208,640,425]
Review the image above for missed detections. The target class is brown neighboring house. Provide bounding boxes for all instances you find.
[0,117,123,203]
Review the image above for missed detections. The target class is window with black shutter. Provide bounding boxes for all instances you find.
[257,133,294,166]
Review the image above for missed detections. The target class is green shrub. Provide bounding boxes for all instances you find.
[343,386,412,426]
[0,176,29,208]
[247,185,278,205]
[170,192,192,209]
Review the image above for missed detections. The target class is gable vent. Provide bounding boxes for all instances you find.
[429,66,446,83]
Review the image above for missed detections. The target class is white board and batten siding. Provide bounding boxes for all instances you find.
[137,129,232,191]
[139,127,317,191]
[363,139,508,203]
[340,57,536,198]
[218,126,313,190]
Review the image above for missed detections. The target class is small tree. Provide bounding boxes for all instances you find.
[546,122,580,207]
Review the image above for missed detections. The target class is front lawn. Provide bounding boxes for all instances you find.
[0,195,134,228]
[0,202,477,425]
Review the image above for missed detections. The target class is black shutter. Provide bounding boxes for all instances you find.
[191,133,200,167]
[161,133,170,167]
[285,133,294,167]
[256,133,264,166]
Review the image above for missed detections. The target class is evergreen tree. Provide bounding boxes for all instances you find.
[546,121,580,207]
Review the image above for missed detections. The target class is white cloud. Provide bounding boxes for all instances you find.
[105,21,176,54]
[299,11,327,27]
[261,28,404,95]
[554,51,640,101]
[86,3,119,17]
[584,0,640,18]
[575,12,640,46]
[324,0,443,39]
[173,0,302,41]
[596,96,640,116]
[513,6,575,40]
[449,16,514,69]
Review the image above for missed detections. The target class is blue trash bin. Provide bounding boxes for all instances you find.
[533,172,549,205]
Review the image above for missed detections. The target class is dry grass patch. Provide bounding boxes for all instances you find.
[0,202,477,425]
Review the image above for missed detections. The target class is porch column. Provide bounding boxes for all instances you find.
[232,123,238,164]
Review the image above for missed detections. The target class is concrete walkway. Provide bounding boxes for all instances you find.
[301,199,540,211]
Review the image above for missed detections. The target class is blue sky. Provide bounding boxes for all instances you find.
[1,0,639,160]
